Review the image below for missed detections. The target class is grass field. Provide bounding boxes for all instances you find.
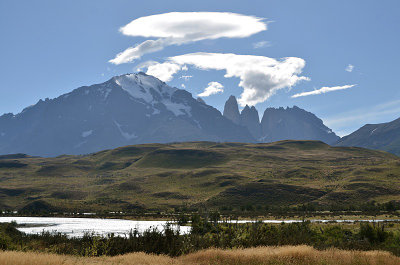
[1,246,399,265]
[0,140,399,213]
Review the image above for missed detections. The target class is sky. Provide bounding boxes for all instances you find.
[0,0,399,136]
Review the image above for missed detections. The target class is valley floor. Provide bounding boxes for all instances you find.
[1,246,399,265]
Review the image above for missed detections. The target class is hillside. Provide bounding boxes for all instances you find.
[336,117,400,156]
[0,140,399,212]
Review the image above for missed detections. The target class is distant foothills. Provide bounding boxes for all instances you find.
[0,72,398,157]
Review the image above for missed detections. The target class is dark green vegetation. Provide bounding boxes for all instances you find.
[1,217,400,257]
[0,140,400,213]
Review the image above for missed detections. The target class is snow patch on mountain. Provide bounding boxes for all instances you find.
[370,128,378,135]
[162,100,191,116]
[74,141,87,149]
[82,130,93,138]
[114,120,137,140]
[114,73,190,117]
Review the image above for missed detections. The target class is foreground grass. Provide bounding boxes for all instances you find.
[1,246,400,265]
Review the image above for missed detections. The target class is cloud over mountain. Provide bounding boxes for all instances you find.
[141,52,309,106]
[198,82,224,97]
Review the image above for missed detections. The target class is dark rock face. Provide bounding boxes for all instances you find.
[240,105,262,139]
[0,73,253,156]
[222,96,339,144]
[260,106,340,144]
[223,95,241,125]
[335,117,400,156]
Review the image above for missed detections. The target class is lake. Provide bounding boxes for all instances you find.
[0,217,191,237]
[0,217,398,238]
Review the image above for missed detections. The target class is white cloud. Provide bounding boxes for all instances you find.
[136,60,159,71]
[161,53,308,106]
[198,82,224,97]
[253,41,272,49]
[141,53,308,106]
[180,75,193,81]
[109,12,268,64]
[144,62,184,82]
[345,64,354,72]
[291,84,356,98]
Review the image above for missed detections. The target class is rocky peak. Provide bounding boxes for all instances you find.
[260,106,340,144]
[240,105,261,139]
[223,95,240,124]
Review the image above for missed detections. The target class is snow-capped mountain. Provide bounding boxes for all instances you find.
[0,73,253,156]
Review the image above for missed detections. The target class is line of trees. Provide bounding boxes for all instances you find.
[1,214,400,257]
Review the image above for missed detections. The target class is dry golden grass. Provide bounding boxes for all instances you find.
[1,246,400,265]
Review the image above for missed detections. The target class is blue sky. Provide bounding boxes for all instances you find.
[1,0,399,136]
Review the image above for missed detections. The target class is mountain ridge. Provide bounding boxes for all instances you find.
[336,117,400,156]
[222,95,340,145]
[1,73,343,157]
[0,73,253,156]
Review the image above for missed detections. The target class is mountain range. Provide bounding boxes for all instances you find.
[222,95,340,144]
[336,117,400,156]
[0,72,398,156]
[0,73,252,156]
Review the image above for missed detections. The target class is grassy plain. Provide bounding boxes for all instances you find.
[0,140,399,213]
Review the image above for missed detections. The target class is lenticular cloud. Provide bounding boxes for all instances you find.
[109,12,267,64]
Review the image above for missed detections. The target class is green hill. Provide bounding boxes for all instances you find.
[0,140,399,213]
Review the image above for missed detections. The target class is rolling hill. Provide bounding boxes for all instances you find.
[0,140,399,213]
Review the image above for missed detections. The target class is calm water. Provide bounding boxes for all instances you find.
[0,217,398,238]
[0,217,191,237]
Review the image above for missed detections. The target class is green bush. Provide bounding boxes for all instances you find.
[0,218,399,257]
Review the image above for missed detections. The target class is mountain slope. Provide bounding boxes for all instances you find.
[0,73,253,156]
[336,117,400,156]
[0,140,399,212]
